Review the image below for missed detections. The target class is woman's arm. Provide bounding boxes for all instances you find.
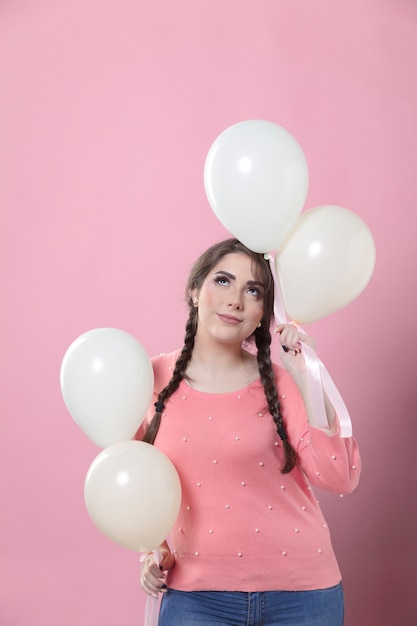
[275,323,361,493]
[274,323,337,434]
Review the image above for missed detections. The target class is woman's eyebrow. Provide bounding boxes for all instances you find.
[214,270,236,280]
[247,279,265,288]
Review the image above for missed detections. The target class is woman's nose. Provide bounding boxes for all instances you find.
[227,292,242,309]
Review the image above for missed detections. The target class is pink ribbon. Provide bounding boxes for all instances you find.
[142,549,163,626]
[267,254,352,438]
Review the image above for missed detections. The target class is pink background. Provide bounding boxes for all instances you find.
[1,1,416,624]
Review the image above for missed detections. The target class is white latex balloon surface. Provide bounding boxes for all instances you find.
[60,328,154,447]
[204,119,309,252]
[84,441,182,552]
[276,206,376,323]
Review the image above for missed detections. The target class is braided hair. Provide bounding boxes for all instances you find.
[142,238,297,473]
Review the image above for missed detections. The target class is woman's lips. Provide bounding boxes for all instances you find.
[217,313,242,325]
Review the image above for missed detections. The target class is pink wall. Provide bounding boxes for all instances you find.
[1,1,416,624]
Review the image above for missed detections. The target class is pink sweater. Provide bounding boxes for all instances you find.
[141,350,361,592]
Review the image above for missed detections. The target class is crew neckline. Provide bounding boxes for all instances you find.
[181,376,262,397]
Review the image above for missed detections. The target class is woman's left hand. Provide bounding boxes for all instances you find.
[274,323,316,376]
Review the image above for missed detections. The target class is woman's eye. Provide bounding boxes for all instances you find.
[247,287,260,297]
[215,276,229,286]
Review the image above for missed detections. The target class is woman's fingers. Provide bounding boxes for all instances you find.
[274,323,316,354]
[274,324,302,353]
[141,569,167,597]
[159,549,176,572]
[140,554,168,597]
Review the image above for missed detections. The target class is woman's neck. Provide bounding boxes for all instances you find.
[185,338,259,393]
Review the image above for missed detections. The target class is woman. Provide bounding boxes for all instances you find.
[137,238,361,625]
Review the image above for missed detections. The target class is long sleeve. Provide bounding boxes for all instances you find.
[296,426,361,494]
[276,364,361,495]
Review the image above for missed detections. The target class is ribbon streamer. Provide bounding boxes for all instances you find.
[267,254,353,438]
[142,549,163,626]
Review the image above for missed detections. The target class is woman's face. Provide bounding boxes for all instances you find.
[192,252,265,347]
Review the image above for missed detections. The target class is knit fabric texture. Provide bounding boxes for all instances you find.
[139,350,361,592]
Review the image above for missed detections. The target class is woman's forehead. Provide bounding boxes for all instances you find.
[211,252,254,272]
[211,252,265,282]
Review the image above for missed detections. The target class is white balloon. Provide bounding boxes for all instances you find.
[84,441,182,552]
[60,328,154,447]
[275,206,376,323]
[204,120,309,252]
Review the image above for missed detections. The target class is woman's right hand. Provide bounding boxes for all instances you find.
[140,545,175,598]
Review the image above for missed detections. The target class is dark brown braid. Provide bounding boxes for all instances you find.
[255,323,297,473]
[142,309,197,444]
[142,238,297,473]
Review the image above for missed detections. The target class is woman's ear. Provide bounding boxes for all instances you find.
[188,288,199,308]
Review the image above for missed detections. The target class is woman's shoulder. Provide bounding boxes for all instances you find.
[151,349,181,391]
[271,360,289,381]
[271,360,303,398]
[151,348,181,365]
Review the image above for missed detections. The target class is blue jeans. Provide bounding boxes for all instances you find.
[158,584,344,625]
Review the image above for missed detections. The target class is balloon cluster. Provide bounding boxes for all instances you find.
[60,121,374,554]
[60,328,181,552]
[204,120,376,324]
